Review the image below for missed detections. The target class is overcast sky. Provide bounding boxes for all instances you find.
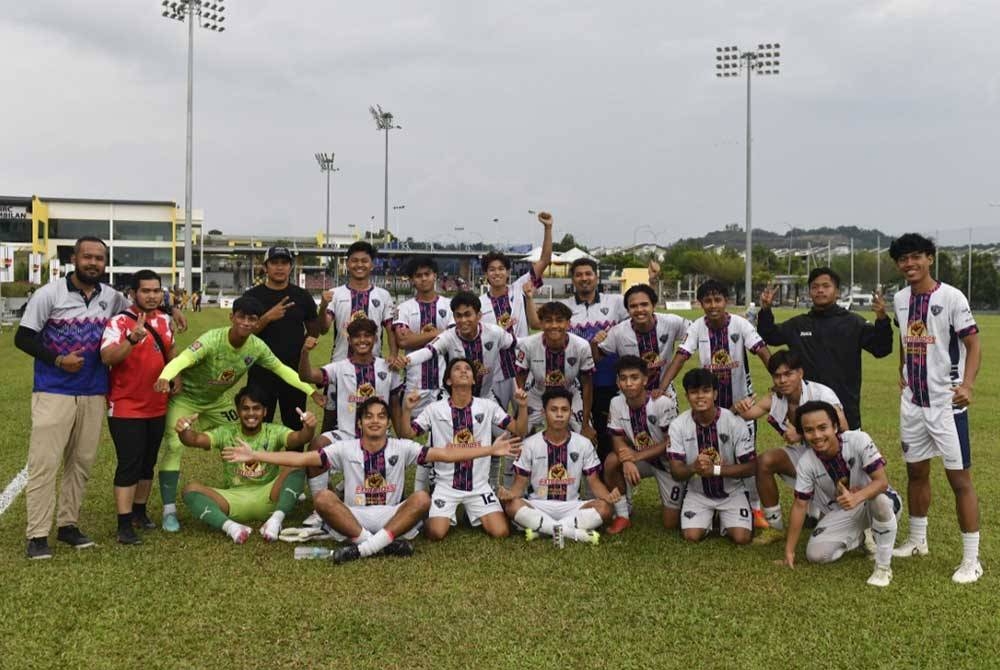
[2,1,999,249]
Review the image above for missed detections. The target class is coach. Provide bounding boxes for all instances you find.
[15,237,186,559]
[243,246,320,433]
[755,267,892,430]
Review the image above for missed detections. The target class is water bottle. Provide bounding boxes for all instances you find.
[294,546,334,560]
[552,524,565,550]
[745,302,759,327]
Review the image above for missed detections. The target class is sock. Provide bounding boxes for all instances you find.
[747,477,761,507]
[162,503,177,517]
[260,511,285,541]
[871,516,897,567]
[159,470,180,506]
[358,529,395,557]
[277,470,305,514]
[352,528,373,544]
[908,516,928,545]
[763,505,784,530]
[962,531,980,563]
[308,472,330,498]
[221,520,251,543]
[514,507,557,535]
[182,491,228,530]
[414,465,430,492]
[557,514,599,542]
[117,513,132,530]
[132,502,147,518]
[571,507,603,531]
[613,497,630,519]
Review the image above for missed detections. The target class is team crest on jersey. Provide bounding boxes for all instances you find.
[372,299,381,308]
[600,307,609,315]
[484,341,494,351]
[848,457,856,467]
[243,356,253,366]
[350,309,367,322]
[648,415,657,425]
[388,455,398,466]
[931,305,943,316]
[497,314,513,329]
[99,300,108,310]
[189,341,202,352]
[659,333,668,343]
[567,357,578,367]
[545,370,566,386]
[439,308,447,318]
[720,434,730,444]
[377,371,387,380]
[730,333,740,343]
[433,498,446,508]
[635,432,652,449]
[474,413,484,423]
[236,460,267,480]
[570,452,579,462]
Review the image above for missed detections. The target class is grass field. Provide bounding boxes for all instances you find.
[0,307,997,670]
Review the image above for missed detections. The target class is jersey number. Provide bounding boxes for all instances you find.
[480,492,497,506]
[221,409,239,422]
[669,486,682,502]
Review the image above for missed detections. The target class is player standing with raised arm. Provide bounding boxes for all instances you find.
[887,233,982,583]
[479,211,553,411]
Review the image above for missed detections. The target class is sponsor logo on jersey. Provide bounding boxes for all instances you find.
[904,320,935,344]
[634,432,652,449]
[236,460,268,480]
[642,351,659,365]
[799,331,812,337]
[350,309,367,322]
[449,428,481,448]
[349,382,376,403]
[545,370,566,386]
[708,349,738,370]
[497,313,513,330]
[540,463,574,488]
[209,369,237,385]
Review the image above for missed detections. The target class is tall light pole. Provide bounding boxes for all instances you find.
[715,41,781,305]
[315,153,338,246]
[370,105,402,237]
[393,204,406,241]
[161,0,226,293]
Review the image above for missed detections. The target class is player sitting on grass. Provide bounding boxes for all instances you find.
[398,358,529,541]
[603,355,682,535]
[222,396,522,563]
[501,388,619,546]
[733,350,846,541]
[667,369,756,545]
[174,385,316,544]
[780,401,900,588]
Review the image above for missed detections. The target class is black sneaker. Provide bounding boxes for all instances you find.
[132,513,157,530]
[57,525,96,549]
[331,544,361,564]
[117,525,142,545]
[26,537,52,560]
[381,539,415,558]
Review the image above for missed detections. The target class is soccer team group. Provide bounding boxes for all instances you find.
[15,213,983,587]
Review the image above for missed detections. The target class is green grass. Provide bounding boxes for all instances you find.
[0,308,997,670]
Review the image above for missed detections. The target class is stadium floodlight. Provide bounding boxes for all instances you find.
[370,105,402,238]
[161,0,227,292]
[315,152,339,248]
[714,40,783,305]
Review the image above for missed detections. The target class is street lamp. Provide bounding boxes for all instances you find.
[161,0,226,293]
[315,153,338,247]
[715,41,782,304]
[370,104,402,238]
[393,204,406,241]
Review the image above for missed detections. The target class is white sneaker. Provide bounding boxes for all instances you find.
[952,559,983,584]
[892,537,929,558]
[302,511,323,528]
[867,564,893,587]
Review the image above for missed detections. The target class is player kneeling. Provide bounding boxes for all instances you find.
[501,388,619,546]
[780,401,900,587]
[176,386,316,544]
[667,370,756,545]
[223,396,520,562]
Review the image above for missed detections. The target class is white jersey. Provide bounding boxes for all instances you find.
[515,332,595,410]
[766,380,841,442]
[512,431,600,502]
[562,292,630,388]
[410,396,512,493]
[319,357,401,438]
[393,296,453,393]
[893,281,979,409]
[317,437,424,507]
[608,393,678,470]
[667,407,755,498]
[678,313,765,409]
[481,269,542,379]
[599,313,690,391]
[793,430,887,513]
[325,284,396,362]
[407,323,514,399]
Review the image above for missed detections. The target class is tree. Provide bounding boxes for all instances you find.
[553,233,586,253]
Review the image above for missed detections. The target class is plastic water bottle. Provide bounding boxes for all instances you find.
[552,524,565,550]
[745,302,759,327]
[294,546,333,560]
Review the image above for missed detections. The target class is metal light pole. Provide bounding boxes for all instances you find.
[393,204,406,241]
[315,153,337,289]
[161,0,225,293]
[715,42,781,305]
[370,105,402,237]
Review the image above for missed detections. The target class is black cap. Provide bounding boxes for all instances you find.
[265,246,292,263]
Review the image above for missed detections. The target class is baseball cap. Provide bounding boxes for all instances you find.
[265,246,292,263]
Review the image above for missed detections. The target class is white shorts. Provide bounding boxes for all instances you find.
[808,489,902,552]
[325,503,421,541]
[521,499,586,522]
[632,461,686,510]
[492,378,515,412]
[680,489,752,532]
[429,486,503,526]
[899,399,971,470]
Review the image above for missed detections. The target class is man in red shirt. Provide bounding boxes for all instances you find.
[100,270,178,544]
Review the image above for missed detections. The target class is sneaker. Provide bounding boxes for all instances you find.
[892,538,929,558]
[577,530,600,546]
[952,559,983,584]
[752,509,770,530]
[524,528,539,542]
[332,543,361,564]
[867,564,893,587]
[162,513,181,533]
[26,537,52,560]
[752,527,785,546]
[552,524,565,549]
[607,517,631,535]
[132,513,157,530]
[302,511,323,528]
[56,525,95,549]
[381,539,415,558]
[117,526,142,545]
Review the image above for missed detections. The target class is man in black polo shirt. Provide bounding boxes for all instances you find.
[755,267,892,430]
[243,246,320,433]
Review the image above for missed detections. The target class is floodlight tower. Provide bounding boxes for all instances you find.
[715,41,781,304]
[370,105,402,237]
[315,153,338,246]
[161,0,226,292]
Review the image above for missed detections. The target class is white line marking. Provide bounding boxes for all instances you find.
[0,466,29,517]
